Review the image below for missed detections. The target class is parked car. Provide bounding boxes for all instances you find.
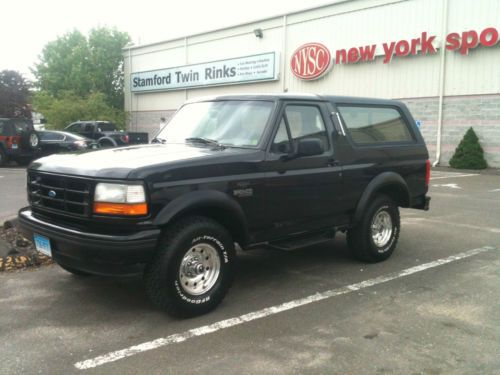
[64,120,148,148]
[19,94,430,317]
[0,118,40,166]
[39,130,99,156]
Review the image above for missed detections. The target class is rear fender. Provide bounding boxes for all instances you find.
[353,172,410,224]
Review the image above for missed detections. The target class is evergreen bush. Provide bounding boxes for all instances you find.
[449,127,487,169]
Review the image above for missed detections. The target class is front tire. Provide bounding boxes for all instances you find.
[347,195,400,263]
[144,216,235,317]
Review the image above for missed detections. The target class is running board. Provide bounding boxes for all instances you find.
[267,231,335,251]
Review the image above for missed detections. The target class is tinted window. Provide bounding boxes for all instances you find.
[271,105,329,154]
[40,132,65,141]
[67,123,82,133]
[96,123,115,132]
[12,119,32,134]
[337,106,413,144]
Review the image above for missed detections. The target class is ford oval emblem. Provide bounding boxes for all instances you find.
[48,190,57,198]
[290,42,332,80]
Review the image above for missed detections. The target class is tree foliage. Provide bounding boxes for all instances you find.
[449,127,487,169]
[0,70,31,118]
[33,91,127,130]
[33,27,130,109]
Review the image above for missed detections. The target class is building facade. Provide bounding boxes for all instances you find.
[124,0,500,166]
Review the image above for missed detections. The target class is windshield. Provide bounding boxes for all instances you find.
[156,100,274,147]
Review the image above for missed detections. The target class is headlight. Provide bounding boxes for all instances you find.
[93,183,148,216]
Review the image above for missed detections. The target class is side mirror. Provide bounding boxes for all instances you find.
[296,138,324,157]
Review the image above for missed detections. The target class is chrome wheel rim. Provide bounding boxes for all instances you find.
[371,209,393,248]
[30,134,39,147]
[179,243,221,296]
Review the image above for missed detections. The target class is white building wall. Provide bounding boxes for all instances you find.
[124,0,500,166]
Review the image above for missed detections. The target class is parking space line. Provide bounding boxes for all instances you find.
[74,246,495,370]
[404,218,500,234]
[430,173,479,180]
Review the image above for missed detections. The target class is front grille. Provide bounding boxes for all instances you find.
[28,171,92,217]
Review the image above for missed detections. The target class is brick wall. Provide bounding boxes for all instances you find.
[128,94,500,168]
[402,94,500,168]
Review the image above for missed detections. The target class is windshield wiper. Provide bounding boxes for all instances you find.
[185,137,224,148]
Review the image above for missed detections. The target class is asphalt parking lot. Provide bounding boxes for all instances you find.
[0,169,499,374]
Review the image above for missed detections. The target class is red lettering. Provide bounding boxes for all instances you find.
[382,42,395,63]
[421,32,437,55]
[335,49,347,64]
[395,40,410,57]
[359,45,377,61]
[410,37,420,55]
[446,32,460,51]
[348,47,360,63]
[307,47,317,75]
[460,30,479,55]
[480,27,499,47]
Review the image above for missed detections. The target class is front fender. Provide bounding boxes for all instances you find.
[153,190,249,244]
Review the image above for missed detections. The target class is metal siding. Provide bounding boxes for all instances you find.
[124,0,500,111]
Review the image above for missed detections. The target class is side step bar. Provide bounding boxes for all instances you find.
[267,230,335,251]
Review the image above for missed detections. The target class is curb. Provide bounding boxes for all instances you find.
[1,216,54,272]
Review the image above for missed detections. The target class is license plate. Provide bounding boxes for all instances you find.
[34,234,52,257]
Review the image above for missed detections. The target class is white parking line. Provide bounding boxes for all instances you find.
[430,173,478,180]
[404,218,500,234]
[74,246,495,370]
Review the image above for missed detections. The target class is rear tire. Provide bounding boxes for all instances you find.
[347,195,400,263]
[144,216,235,317]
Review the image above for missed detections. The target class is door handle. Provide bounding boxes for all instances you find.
[327,158,340,167]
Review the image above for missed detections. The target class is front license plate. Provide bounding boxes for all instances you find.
[34,234,52,257]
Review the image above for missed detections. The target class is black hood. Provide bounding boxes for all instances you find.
[30,144,258,179]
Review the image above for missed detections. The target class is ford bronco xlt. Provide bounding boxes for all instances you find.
[18,94,430,316]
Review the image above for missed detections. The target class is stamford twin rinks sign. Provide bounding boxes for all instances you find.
[131,52,279,92]
[291,26,499,80]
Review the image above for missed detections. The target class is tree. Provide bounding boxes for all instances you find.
[449,127,487,169]
[0,70,31,118]
[33,91,127,130]
[33,27,130,109]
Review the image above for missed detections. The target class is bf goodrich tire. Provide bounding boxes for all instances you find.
[144,216,235,317]
[347,194,400,263]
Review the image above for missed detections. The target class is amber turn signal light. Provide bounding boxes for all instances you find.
[93,202,148,216]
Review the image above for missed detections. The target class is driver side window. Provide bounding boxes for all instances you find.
[271,105,329,154]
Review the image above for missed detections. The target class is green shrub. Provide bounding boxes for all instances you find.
[449,127,487,169]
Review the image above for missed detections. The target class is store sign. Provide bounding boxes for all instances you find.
[291,26,499,80]
[290,43,332,80]
[131,52,278,92]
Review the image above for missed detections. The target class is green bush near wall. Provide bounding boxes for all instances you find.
[449,127,487,169]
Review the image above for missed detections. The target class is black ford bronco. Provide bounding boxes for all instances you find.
[19,94,430,316]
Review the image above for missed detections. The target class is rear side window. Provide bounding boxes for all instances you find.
[40,132,65,141]
[12,119,32,135]
[337,106,413,144]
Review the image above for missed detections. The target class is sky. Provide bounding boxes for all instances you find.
[1,0,335,80]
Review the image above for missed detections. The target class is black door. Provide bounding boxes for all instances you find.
[255,102,344,241]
